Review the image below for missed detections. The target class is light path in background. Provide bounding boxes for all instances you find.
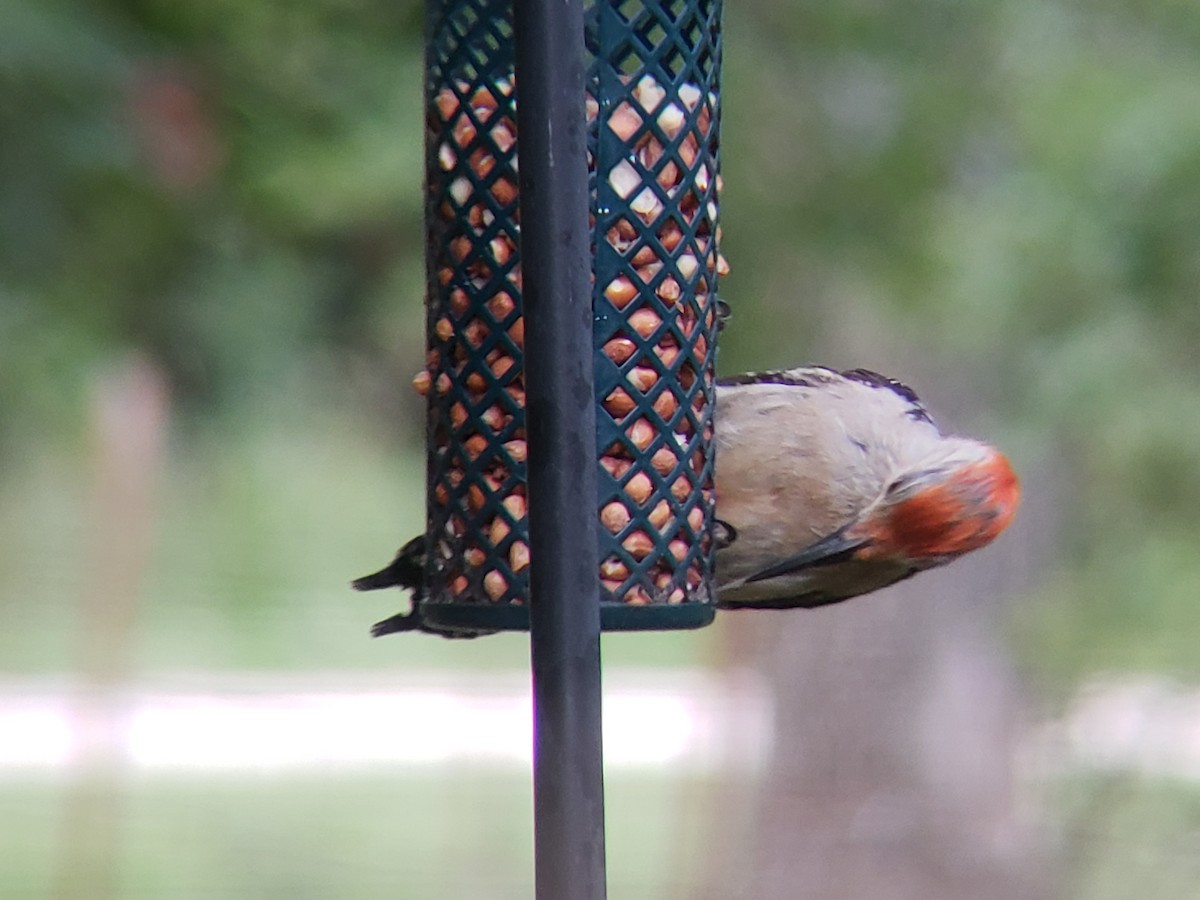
[5,671,1200,780]
[1033,676,1200,782]
[0,669,772,776]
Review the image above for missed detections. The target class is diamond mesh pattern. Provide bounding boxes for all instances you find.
[414,0,724,624]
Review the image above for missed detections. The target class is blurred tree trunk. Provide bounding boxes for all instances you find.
[690,475,1055,900]
[54,357,168,900]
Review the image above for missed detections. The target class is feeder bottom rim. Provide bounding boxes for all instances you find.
[419,601,715,634]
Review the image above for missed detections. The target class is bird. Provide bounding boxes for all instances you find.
[710,366,1018,609]
[353,365,1019,631]
[350,535,448,637]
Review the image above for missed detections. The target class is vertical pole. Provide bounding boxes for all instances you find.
[511,0,608,899]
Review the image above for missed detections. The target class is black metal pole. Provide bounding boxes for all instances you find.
[511,0,607,897]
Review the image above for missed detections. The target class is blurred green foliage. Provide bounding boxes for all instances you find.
[715,0,1200,687]
[3,0,1199,675]
[3,0,1200,894]
[0,0,427,435]
[2,0,1200,687]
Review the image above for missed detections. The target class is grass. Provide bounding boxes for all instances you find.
[1,769,713,900]
[10,767,1200,899]
[1056,775,1200,900]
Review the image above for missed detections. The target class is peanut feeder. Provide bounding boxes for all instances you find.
[414,0,726,633]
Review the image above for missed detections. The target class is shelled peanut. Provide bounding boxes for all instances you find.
[415,71,725,606]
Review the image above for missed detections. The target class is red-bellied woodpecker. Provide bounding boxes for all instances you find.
[355,366,1019,632]
[710,366,1019,609]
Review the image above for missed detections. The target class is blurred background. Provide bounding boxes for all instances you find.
[3,0,1200,897]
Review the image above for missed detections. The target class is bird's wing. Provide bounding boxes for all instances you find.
[736,523,869,584]
[717,563,922,610]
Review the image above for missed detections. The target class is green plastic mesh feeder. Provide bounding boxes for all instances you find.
[409,0,726,634]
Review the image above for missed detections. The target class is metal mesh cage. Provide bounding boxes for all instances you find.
[412,0,724,632]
